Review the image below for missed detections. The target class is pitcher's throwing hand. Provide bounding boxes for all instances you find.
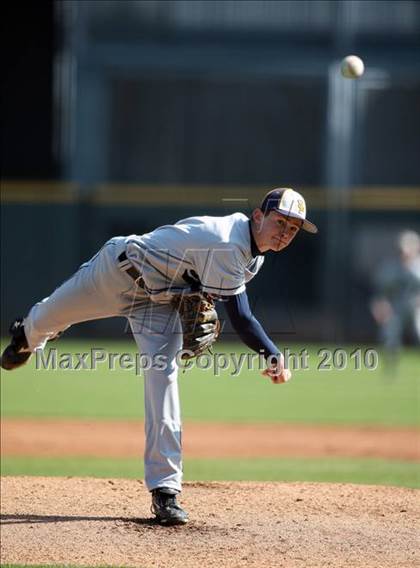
[262,353,292,384]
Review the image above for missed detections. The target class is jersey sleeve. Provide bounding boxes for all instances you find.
[190,247,246,296]
[223,291,281,360]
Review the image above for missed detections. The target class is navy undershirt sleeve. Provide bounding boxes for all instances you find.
[222,291,280,360]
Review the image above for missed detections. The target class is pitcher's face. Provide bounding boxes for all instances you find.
[253,210,302,252]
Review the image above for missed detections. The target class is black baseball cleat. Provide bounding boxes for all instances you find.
[151,488,189,526]
[0,318,32,371]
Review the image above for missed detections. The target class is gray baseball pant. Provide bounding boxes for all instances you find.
[23,237,183,492]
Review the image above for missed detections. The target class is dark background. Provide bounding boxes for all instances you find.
[2,2,56,179]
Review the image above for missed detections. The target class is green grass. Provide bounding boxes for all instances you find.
[1,340,419,426]
[1,455,418,488]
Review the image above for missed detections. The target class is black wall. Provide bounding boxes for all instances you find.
[1,1,56,179]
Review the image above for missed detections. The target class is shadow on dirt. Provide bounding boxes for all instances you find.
[0,514,156,526]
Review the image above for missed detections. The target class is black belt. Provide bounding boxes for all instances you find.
[118,252,144,286]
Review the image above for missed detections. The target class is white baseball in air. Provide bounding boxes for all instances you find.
[340,55,365,79]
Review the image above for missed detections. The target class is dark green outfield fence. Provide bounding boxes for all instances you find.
[2,183,420,343]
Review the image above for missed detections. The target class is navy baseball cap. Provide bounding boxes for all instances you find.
[260,188,318,234]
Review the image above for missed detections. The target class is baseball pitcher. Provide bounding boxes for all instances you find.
[1,188,318,525]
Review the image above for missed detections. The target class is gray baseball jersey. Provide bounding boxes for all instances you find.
[124,213,265,300]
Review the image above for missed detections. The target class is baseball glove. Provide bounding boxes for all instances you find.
[172,292,220,359]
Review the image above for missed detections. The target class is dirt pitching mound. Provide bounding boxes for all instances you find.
[1,477,419,568]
